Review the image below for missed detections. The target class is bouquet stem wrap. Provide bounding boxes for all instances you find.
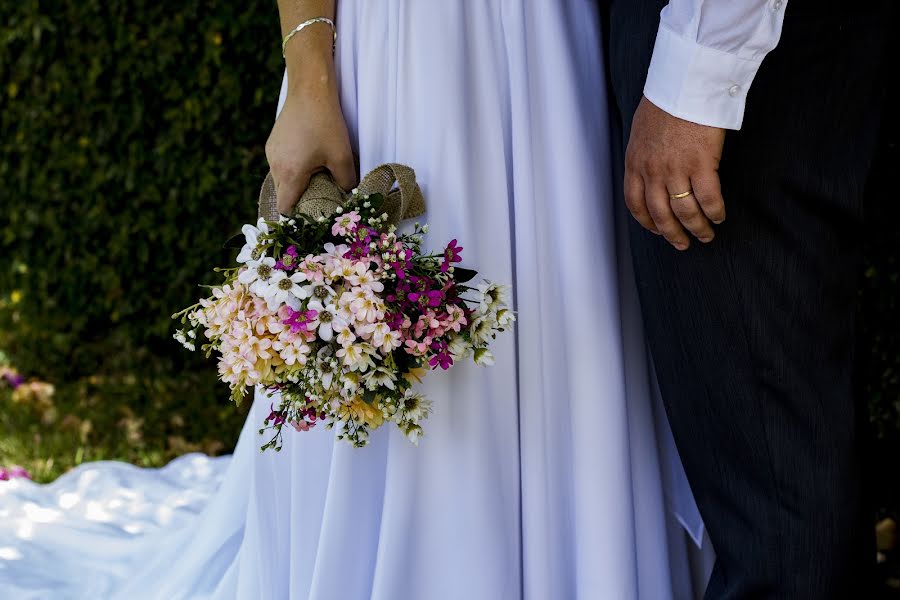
[258,164,427,224]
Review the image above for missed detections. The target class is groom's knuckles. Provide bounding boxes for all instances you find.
[692,174,726,223]
[624,174,651,222]
[646,196,689,249]
[672,198,714,242]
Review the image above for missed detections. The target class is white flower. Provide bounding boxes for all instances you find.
[236,218,270,264]
[469,313,498,345]
[358,322,401,353]
[473,347,495,366]
[447,334,472,360]
[403,423,424,446]
[335,325,357,347]
[349,290,384,324]
[364,366,397,391]
[273,338,310,366]
[316,348,338,390]
[263,270,308,310]
[322,242,351,260]
[336,342,377,372]
[476,282,510,314]
[496,308,516,329]
[347,267,385,293]
[397,391,432,423]
[340,372,363,395]
[302,281,337,304]
[173,330,196,351]
[307,299,348,342]
[238,256,276,292]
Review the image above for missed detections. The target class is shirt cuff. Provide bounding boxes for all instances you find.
[643,23,764,130]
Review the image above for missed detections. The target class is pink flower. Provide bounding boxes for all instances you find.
[404,337,432,356]
[332,211,362,236]
[299,254,327,282]
[291,408,319,432]
[9,466,30,480]
[0,465,32,481]
[442,305,468,333]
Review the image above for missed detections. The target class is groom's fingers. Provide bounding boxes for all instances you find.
[624,171,658,234]
[691,170,726,225]
[667,179,715,243]
[645,180,691,251]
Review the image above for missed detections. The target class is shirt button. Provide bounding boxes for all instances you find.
[772,0,783,10]
[728,84,742,97]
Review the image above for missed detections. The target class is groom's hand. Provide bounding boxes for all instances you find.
[624,96,726,251]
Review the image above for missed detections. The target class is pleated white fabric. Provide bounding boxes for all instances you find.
[0,1,715,599]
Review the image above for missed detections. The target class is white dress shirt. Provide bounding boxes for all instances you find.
[643,0,788,130]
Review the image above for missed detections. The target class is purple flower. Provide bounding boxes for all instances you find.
[407,276,444,308]
[2,372,24,389]
[275,246,299,271]
[386,280,411,305]
[428,340,453,370]
[441,239,463,273]
[284,308,319,333]
[344,226,377,260]
[267,404,285,426]
[384,312,405,330]
[390,248,413,280]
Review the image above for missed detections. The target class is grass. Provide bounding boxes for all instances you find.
[0,366,247,483]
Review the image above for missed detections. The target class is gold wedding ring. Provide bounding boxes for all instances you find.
[669,190,693,200]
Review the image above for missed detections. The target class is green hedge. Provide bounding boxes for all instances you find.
[0,0,284,469]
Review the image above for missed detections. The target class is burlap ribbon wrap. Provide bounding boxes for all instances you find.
[258,164,426,224]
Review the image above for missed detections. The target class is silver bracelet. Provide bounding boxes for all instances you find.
[281,17,336,58]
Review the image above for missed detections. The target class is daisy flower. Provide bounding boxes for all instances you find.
[307,299,348,342]
[473,347,495,366]
[365,365,397,391]
[263,270,309,310]
[397,391,432,423]
[238,256,276,295]
[236,218,270,264]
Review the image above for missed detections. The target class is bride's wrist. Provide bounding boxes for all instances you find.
[285,43,337,97]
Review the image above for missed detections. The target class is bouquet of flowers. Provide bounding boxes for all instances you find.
[174,165,513,449]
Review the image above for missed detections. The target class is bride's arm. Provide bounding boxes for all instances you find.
[267,0,357,215]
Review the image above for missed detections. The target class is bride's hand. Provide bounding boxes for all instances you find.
[265,59,357,216]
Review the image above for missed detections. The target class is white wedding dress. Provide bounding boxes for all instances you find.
[0,1,714,598]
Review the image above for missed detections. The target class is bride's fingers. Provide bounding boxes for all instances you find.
[276,170,311,216]
[328,154,359,192]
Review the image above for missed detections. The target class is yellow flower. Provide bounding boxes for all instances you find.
[403,366,427,384]
[338,398,384,429]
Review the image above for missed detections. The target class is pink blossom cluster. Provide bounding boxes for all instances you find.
[0,466,31,481]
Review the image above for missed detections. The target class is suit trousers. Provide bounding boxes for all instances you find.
[605,1,893,598]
